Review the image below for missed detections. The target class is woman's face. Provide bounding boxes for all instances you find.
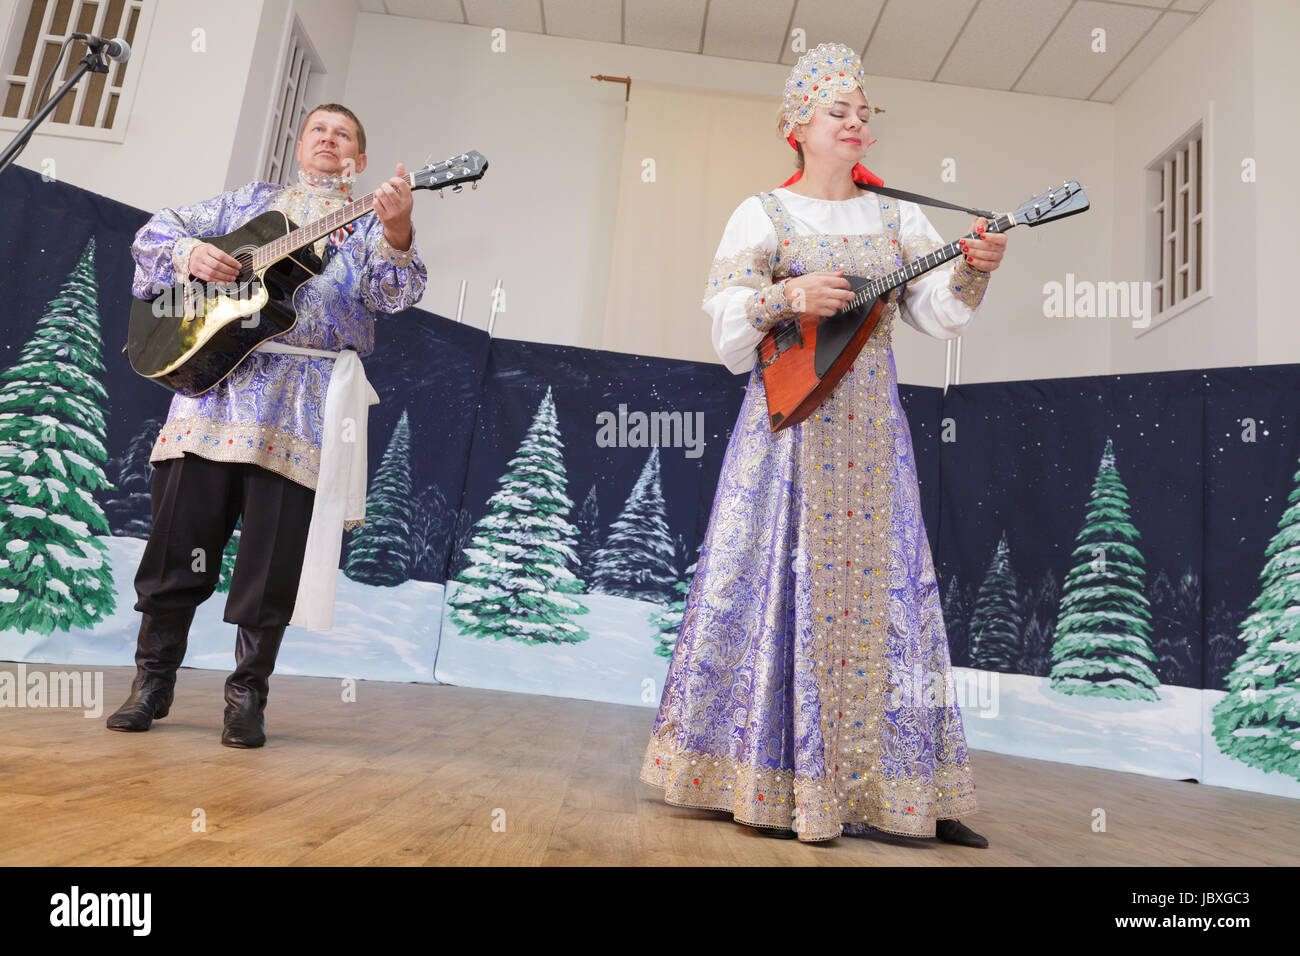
[794,87,871,165]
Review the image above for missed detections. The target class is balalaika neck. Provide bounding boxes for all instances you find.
[842,211,1016,311]
[251,175,412,271]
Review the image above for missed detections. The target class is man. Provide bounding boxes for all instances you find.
[107,104,427,747]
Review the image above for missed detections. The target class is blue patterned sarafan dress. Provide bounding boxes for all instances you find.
[641,187,991,842]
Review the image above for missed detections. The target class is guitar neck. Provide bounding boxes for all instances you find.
[847,211,1016,310]
[252,173,414,270]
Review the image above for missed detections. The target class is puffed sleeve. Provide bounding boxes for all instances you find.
[130,182,282,299]
[701,197,796,375]
[894,200,990,340]
[358,214,428,314]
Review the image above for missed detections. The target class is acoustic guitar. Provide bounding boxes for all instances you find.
[125,150,488,397]
[759,180,1089,431]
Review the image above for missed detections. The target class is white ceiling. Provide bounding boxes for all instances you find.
[358,0,1213,102]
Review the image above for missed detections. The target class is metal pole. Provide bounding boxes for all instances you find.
[944,340,954,395]
[954,336,963,386]
[454,279,467,324]
[487,279,503,337]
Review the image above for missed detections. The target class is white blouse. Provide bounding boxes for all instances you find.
[704,187,987,375]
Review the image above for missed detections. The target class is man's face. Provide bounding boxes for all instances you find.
[296,110,367,178]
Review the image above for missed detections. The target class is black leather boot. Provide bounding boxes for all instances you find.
[221,624,287,748]
[935,818,989,848]
[106,607,197,732]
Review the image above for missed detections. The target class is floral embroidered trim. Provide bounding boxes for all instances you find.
[703,245,772,302]
[949,259,990,310]
[744,281,796,333]
[378,226,417,267]
[148,416,320,491]
[172,237,201,283]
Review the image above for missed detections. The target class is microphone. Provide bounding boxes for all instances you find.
[72,33,132,63]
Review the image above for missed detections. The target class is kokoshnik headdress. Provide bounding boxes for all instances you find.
[780,42,885,188]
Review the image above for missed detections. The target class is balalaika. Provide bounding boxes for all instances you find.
[125,150,488,397]
[758,180,1090,431]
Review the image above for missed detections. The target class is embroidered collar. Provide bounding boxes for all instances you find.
[296,168,354,198]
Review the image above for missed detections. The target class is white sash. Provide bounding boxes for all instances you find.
[254,340,379,631]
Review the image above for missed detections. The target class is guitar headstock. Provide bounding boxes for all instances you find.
[1012,181,1089,227]
[410,150,489,193]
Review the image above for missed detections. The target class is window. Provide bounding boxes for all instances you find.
[1,0,148,139]
[260,18,323,186]
[1144,115,1211,328]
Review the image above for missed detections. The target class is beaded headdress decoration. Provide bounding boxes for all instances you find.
[781,42,883,142]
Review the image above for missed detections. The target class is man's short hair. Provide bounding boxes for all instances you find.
[301,103,366,154]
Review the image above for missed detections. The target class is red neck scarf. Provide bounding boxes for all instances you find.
[781,133,882,188]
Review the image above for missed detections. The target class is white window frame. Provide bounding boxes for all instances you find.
[258,14,324,186]
[1138,102,1213,337]
[0,0,154,144]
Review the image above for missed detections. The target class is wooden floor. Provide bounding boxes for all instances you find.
[1,662,1296,866]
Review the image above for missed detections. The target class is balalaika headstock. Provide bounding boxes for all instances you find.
[1011,181,1089,227]
[411,150,489,194]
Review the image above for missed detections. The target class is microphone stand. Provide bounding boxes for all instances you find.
[0,39,112,176]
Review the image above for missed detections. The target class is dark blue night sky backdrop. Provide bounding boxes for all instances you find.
[3,165,1297,692]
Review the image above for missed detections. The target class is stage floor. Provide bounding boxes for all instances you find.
[1,663,1296,866]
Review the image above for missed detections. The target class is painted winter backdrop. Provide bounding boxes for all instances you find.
[0,165,1296,799]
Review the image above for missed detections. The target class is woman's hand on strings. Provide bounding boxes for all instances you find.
[784,270,856,317]
[960,217,1007,273]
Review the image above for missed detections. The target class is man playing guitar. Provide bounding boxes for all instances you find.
[107,103,427,747]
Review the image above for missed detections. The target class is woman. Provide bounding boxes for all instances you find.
[640,43,1006,846]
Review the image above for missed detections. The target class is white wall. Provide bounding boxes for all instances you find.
[1110,0,1264,374]
[1253,0,1300,366]
[1,0,358,210]
[345,14,1114,387]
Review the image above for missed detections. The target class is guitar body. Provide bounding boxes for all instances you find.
[759,276,892,432]
[125,210,321,397]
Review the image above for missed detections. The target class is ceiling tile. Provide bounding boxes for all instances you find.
[779,0,886,65]
[703,0,795,62]
[1090,10,1195,102]
[936,0,1070,90]
[1170,0,1211,11]
[625,0,708,53]
[384,0,465,19]
[543,0,622,42]
[462,0,544,31]
[1015,0,1159,99]
[863,0,979,82]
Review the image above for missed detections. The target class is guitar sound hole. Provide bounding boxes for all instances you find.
[234,252,255,284]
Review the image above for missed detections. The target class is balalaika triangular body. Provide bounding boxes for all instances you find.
[758,180,1090,431]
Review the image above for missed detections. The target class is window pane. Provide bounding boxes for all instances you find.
[15,0,49,76]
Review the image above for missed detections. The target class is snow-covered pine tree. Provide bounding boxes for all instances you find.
[1018,571,1060,677]
[447,386,588,644]
[573,483,599,573]
[941,575,970,664]
[1048,438,1159,701]
[0,239,116,632]
[103,415,164,537]
[215,518,241,593]
[968,531,1021,671]
[409,482,452,580]
[588,447,677,603]
[651,556,697,659]
[1211,455,1300,778]
[344,409,414,587]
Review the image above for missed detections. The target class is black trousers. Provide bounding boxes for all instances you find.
[133,453,316,628]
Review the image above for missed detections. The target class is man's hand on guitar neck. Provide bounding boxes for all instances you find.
[373,162,414,251]
[189,243,242,284]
